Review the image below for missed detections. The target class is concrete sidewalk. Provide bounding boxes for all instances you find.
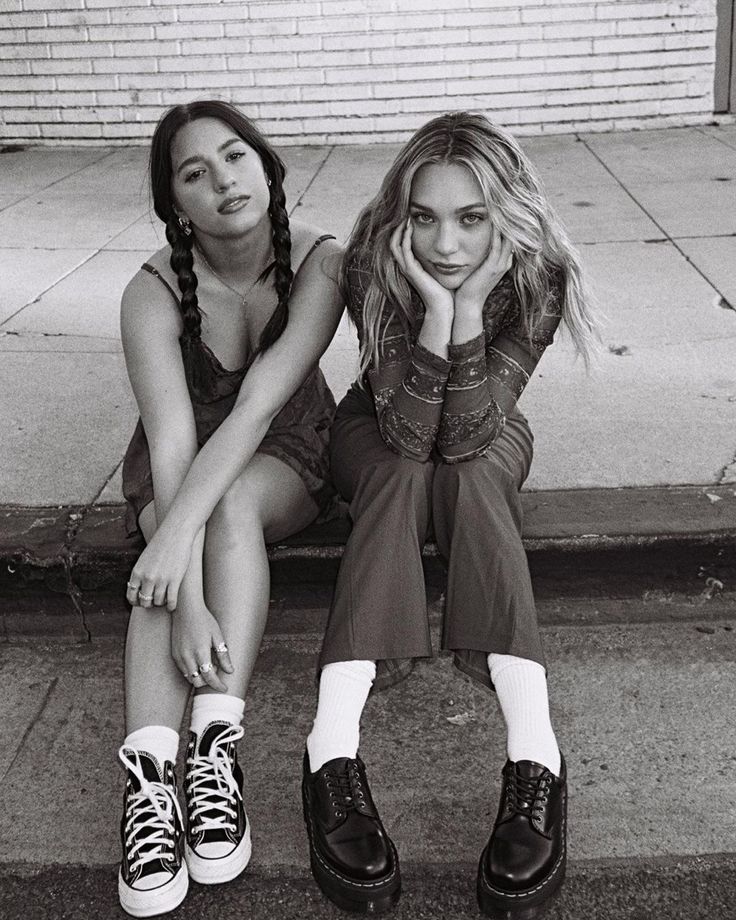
[1,125,736,506]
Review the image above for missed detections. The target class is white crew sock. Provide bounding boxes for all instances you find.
[306,660,376,772]
[488,653,561,776]
[123,725,180,772]
[190,693,245,736]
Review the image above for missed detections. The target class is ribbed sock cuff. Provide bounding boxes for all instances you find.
[123,724,180,770]
[190,693,245,736]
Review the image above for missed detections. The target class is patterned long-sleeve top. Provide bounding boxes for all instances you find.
[348,258,563,463]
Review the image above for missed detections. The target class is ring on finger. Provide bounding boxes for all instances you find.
[138,593,154,603]
[198,662,213,675]
[214,642,228,654]
[188,671,199,681]
[126,581,139,591]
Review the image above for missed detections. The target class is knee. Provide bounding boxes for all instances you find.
[351,453,434,514]
[208,475,264,550]
[434,457,520,518]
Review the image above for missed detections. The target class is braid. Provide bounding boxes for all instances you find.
[165,216,218,395]
[256,186,292,354]
[165,216,200,341]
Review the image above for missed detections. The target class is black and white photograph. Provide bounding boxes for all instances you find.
[1,1,735,917]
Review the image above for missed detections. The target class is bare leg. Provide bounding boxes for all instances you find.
[124,455,317,730]
[198,453,317,701]
[124,501,191,733]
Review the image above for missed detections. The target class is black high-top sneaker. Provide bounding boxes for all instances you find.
[118,747,188,918]
[302,751,401,914]
[184,722,250,885]
[477,757,567,919]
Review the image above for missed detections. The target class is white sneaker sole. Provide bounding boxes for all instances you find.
[186,823,252,885]
[118,864,188,918]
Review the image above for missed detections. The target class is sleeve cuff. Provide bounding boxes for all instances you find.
[448,331,485,362]
[413,341,452,375]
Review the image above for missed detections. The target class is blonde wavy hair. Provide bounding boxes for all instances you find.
[342,112,598,374]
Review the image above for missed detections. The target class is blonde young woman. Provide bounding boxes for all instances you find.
[117,101,342,918]
[301,112,597,918]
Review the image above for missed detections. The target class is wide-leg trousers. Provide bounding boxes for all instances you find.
[318,386,546,692]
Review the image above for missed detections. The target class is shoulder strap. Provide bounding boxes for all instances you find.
[141,262,180,305]
[293,234,337,277]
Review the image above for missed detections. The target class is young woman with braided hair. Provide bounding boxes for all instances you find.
[301,112,597,917]
[117,100,342,917]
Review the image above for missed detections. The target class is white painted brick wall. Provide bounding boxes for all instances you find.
[0,0,718,145]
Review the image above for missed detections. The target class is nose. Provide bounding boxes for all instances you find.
[434,221,459,257]
[212,167,235,193]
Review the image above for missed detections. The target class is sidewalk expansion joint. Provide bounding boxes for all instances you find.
[61,508,91,643]
[0,676,58,786]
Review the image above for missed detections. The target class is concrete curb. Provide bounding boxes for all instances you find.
[1,485,735,638]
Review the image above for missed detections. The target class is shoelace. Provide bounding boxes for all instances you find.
[505,769,550,821]
[186,725,244,834]
[119,747,183,874]
[324,759,367,819]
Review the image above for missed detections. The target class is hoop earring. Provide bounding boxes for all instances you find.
[178,215,192,236]
[266,177,272,187]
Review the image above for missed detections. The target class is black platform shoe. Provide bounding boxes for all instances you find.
[302,752,401,914]
[477,757,567,919]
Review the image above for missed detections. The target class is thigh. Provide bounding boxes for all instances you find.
[222,451,319,544]
[484,408,534,489]
[330,409,407,502]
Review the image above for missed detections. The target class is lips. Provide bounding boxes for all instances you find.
[431,262,465,274]
[218,195,250,214]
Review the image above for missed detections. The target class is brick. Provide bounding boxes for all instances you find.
[225,20,297,37]
[450,10,525,27]
[374,79,446,98]
[327,97,401,116]
[543,21,614,40]
[595,99,660,117]
[1,124,41,139]
[114,41,180,57]
[94,58,157,73]
[155,22,223,40]
[2,11,45,26]
[0,29,26,43]
[371,46,446,65]
[253,68,325,86]
[118,73,184,89]
[297,50,370,67]
[95,90,161,105]
[219,83,300,102]
[182,71,256,89]
[445,75,519,95]
[0,0,22,11]
[623,47,714,67]
[378,0,458,10]
[41,122,104,137]
[299,15,372,33]
[0,60,31,74]
[180,39,267,56]
[520,38,594,57]
[32,58,91,74]
[522,5,595,23]
[110,8,177,24]
[249,35,319,52]
[87,24,154,40]
[24,25,87,43]
[47,10,109,25]
[3,107,59,121]
[322,32,389,50]
[0,91,35,106]
[664,32,714,50]
[546,86,620,105]
[257,100,330,118]
[50,42,113,58]
[2,43,51,59]
[594,34,666,53]
[544,53,618,72]
[395,28,470,47]
[102,122,153,138]
[177,4,250,21]
[596,2,670,18]
[159,55,226,72]
[34,90,95,106]
[249,2,321,19]
[56,74,116,89]
[22,0,83,8]
[370,12,444,30]
[301,82,371,100]
[60,105,122,121]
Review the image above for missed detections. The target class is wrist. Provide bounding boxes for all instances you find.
[453,294,484,317]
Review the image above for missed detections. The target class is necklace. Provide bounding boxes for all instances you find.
[196,245,270,309]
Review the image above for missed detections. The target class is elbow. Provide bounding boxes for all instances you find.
[437,426,503,464]
[379,426,434,464]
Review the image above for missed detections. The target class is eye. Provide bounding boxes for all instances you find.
[461,212,486,225]
[226,149,245,162]
[184,168,205,183]
[412,212,434,225]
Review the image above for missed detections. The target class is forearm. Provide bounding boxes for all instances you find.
[155,404,271,539]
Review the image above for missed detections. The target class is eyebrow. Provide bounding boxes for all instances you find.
[175,138,244,175]
[409,201,487,213]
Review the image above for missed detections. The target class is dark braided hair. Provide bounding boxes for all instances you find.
[149,100,293,391]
